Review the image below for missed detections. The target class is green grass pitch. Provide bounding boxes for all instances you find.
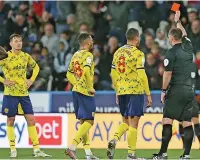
[0,149,200,159]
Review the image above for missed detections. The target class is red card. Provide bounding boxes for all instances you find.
[171,3,180,12]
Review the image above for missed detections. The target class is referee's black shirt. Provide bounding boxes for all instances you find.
[164,36,194,86]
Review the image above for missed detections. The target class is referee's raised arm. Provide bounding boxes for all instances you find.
[175,11,193,53]
[175,11,187,37]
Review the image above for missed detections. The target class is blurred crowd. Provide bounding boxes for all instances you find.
[0,1,200,91]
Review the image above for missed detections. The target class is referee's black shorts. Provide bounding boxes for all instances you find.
[192,98,200,118]
[163,85,194,122]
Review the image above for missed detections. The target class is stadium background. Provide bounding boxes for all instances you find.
[0,0,200,158]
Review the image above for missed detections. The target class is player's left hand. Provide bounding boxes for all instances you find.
[89,88,96,95]
[116,94,119,104]
[146,95,152,108]
[26,79,33,89]
[161,92,166,104]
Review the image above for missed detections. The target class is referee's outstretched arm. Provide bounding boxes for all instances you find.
[175,11,187,37]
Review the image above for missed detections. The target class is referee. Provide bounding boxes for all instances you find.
[152,11,194,160]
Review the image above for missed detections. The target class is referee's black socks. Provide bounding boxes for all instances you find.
[179,124,184,148]
[159,124,172,154]
[194,123,200,143]
[183,125,194,156]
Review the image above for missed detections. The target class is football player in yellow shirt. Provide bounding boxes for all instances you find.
[65,33,98,160]
[107,28,152,159]
[0,34,51,158]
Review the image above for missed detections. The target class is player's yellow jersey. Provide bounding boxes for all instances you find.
[68,50,94,96]
[111,45,145,95]
[0,51,37,96]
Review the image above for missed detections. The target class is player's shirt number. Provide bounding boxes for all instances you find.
[118,56,126,73]
[72,61,83,78]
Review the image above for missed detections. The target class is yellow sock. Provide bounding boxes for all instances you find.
[113,123,129,141]
[7,126,16,150]
[28,126,39,150]
[172,123,177,136]
[72,121,92,147]
[128,127,137,154]
[82,132,90,149]
[82,132,93,155]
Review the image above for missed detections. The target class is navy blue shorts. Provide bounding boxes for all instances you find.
[72,91,96,120]
[118,94,144,117]
[2,96,34,117]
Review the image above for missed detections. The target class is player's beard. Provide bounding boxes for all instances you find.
[89,43,93,50]
[15,45,22,51]
[136,41,140,47]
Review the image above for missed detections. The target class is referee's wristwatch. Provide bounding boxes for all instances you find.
[175,20,181,24]
[161,88,167,93]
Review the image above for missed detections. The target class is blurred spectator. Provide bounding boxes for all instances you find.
[6,12,28,41]
[155,27,170,50]
[40,11,56,33]
[56,1,74,34]
[32,42,43,52]
[5,1,19,10]
[26,9,41,51]
[138,1,161,32]
[188,1,200,10]
[94,68,102,90]
[195,51,200,69]
[93,45,101,67]
[75,2,95,33]
[187,19,200,53]
[145,53,160,89]
[29,50,51,91]
[59,30,71,51]
[92,2,110,45]
[0,1,11,25]
[140,34,154,54]
[70,22,90,52]
[165,11,176,34]
[32,1,45,17]
[18,1,29,15]
[186,8,198,32]
[40,23,59,57]
[106,1,130,32]
[0,1,11,46]
[53,40,72,91]
[150,42,162,64]
[45,1,57,19]
[41,47,54,68]
[195,51,200,90]
[99,36,119,90]
[66,14,76,32]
